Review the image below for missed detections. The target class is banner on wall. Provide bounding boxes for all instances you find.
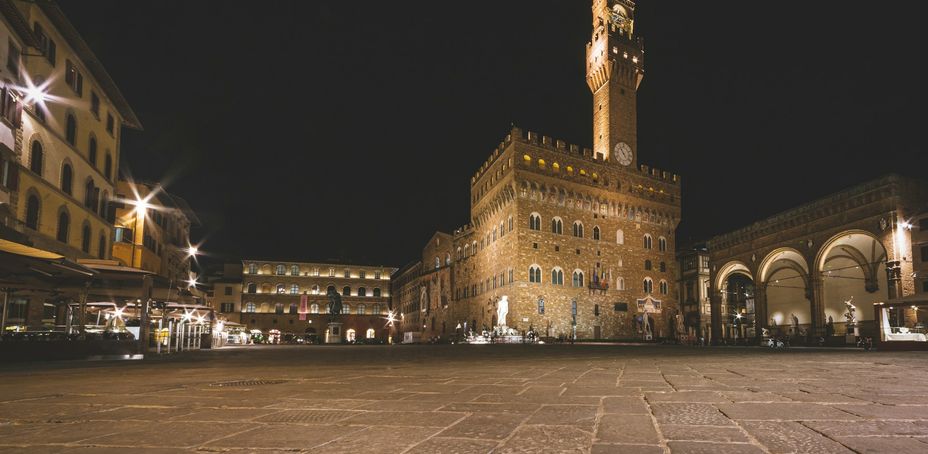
[636,296,662,314]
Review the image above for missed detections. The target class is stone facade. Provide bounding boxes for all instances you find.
[110,179,198,282]
[240,260,397,342]
[708,175,928,344]
[0,1,140,331]
[393,1,683,341]
[678,244,711,339]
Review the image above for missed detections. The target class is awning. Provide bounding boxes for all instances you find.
[0,239,96,289]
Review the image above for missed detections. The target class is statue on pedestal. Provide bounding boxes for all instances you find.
[496,295,509,329]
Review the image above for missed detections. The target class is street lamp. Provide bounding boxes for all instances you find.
[127,197,151,269]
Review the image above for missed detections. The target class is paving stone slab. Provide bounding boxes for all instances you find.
[602,397,650,415]
[651,404,734,426]
[666,441,766,453]
[659,424,750,443]
[717,403,860,421]
[739,420,853,454]
[525,405,598,428]
[803,420,928,437]
[495,425,592,453]
[591,443,665,454]
[404,437,498,454]
[595,414,659,444]
[341,410,467,427]
[438,412,525,440]
[833,436,928,453]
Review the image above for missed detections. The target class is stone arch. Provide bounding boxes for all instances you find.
[758,248,812,328]
[715,261,753,295]
[815,230,888,326]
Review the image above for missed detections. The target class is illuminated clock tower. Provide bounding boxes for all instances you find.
[586,0,643,168]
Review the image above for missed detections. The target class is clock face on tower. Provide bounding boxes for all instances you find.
[614,142,633,166]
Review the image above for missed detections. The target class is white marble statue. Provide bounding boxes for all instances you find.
[844,296,857,325]
[496,295,509,328]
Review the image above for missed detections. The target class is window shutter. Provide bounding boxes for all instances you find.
[7,162,18,190]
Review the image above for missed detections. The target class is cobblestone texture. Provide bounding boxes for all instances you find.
[1,344,927,453]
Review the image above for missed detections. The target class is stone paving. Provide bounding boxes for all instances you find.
[1,345,927,453]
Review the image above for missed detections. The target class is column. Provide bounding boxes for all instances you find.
[710,291,722,345]
[754,283,768,342]
[810,276,825,337]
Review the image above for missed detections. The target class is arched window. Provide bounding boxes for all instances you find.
[343,304,351,315]
[310,303,319,314]
[529,213,541,231]
[247,283,257,294]
[529,265,542,283]
[80,224,91,253]
[659,236,668,252]
[289,304,298,314]
[65,114,77,145]
[61,164,73,195]
[358,304,366,315]
[244,302,256,313]
[644,234,653,250]
[617,277,625,290]
[275,265,286,275]
[326,285,336,295]
[88,136,97,165]
[538,297,545,314]
[56,209,69,243]
[29,142,43,175]
[594,304,601,317]
[617,229,625,244]
[659,280,669,295]
[311,285,320,295]
[248,263,257,274]
[372,303,381,315]
[551,267,564,286]
[291,265,300,276]
[83,178,96,210]
[97,233,106,259]
[660,261,667,273]
[25,194,40,230]
[276,284,285,294]
[275,303,284,315]
[645,260,652,271]
[103,152,113,180]
[499,221,504,238]
[290,284,299,295]
[464,244,470,257]
[644,278,654,294]
[346,328,356,341]
[342,286,351,296]
[358,287,367,297]
[373,288,382,297]
[508,216,513,232]
[99,190,108,218]
[366,328,375,339]
[573,221,584,238]
[260,283,272,294]
[592,226,601,241]
[551,217,563,234]
[572,270,584,288]
[446,253,451,266]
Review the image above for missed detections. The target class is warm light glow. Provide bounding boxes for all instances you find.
[900,221,912,230]
[187,246,199,257]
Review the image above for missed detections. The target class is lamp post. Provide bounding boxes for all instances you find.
[127,198,150,269]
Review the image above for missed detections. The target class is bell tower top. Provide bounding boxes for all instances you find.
[587,0,644,168]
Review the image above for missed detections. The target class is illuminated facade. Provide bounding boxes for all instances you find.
[393,1,682,340]
[677,244,711,339]
[708,175,928,344]
[241,260,397,341]
[111,179,199,282]
[0,0,140,330]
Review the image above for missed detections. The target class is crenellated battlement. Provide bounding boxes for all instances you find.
[471,125,680,186]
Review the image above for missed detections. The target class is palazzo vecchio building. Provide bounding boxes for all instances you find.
[393,0,682,340]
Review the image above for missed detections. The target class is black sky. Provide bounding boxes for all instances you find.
[56,1,928,268]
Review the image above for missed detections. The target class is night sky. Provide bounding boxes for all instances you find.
[57,1,927,268]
